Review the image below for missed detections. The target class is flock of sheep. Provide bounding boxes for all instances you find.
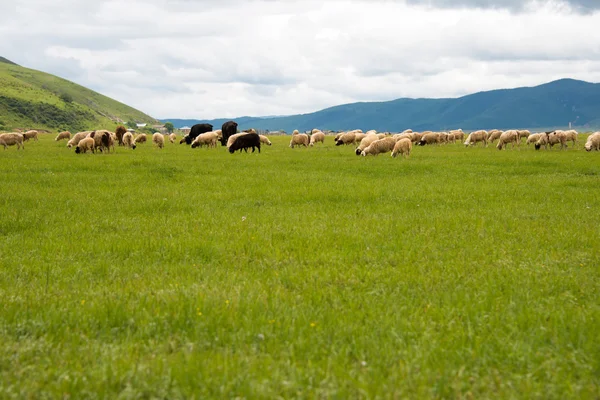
[1,127,599,156]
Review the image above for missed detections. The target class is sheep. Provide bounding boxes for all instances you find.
[464,130,488,147]
[191,131,220,148]
[153,133,164,149]
[134,134,147,145]
[402,129,413,134]
[497,130,520,150]
[447,129,465,143]
[535,131,567,150]
[438,132,450,144]
[55,131,71,141]
[391,138,412,158]
[67,131,91,148]
[229,133,261,154]
[23,130,38,141]
[259,135,272,146]
[227,133,246,148]
[563,130,578,146]
[584,132,600,151]
[334,132,345,141]
[115,126,127,146]
[122,132,136,149]
[418,132,441,146]
[169,133,177,143]
[309,132,325,146]
[87,130,114,153]
[365,130,377,136]
[75,137,95,154]
[290,133,310,148]
[243,128,257,134]
[376,133,387,140]
[355,134,380,156]
[526,133,542,146]
[311,129,321,134]
[487,130,503,144]
[354,132,367,143]
[517,130,531,140]
[361,137,396,156]
[335,131,357,146]
[391,133,412,142]
[293,130,300,135]
[410,132,423,143]
[0,133,24,150]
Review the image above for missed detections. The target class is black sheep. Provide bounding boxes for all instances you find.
[229,133,261,154]
[221,120,238,146]
[180,123,213,145]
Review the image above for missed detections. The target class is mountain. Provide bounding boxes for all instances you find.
[0,57,158,132]
[164,79,600,132]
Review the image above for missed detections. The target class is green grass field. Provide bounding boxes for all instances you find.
[0,134,598,398]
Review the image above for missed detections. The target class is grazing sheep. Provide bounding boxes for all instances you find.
[169,133,177,143]
[88,130,114,153]
[23,130,38,141]
[290,134,310,148]
[361,137,396,156]
[229,133,261,153]
[392,133,412,142]
[402,129,413,134]
[67,131,91,148]
[354,132,367,143]
[487,130,503,144]
[244,128,257,134]
[584,132,600,151]
[365,130,377,136]
[191,131,219,148]
[134,133,147,145]
[563,130,578,146]
[309,132,325,146]
[355,134,380,156]
[115,126,127,146]
[181,123,213,145]
[153,133,164,149]
[0,133,24,150]
[464,130,488,147]
[227,133,246,148]
[517,130,531,140]
[335,131,357,146]
[259,135,272,146]
[497,130,520,150]
[122,132,136,149]
[418,132,441,146]
[293,130,300,135]
[311,129,321,134]
[55,131,71,141]
[447,129,465,143]
[409,132,423,143]
[535,131,567,150]
[526,133,542,146]
[376,133,387,140]
[75,137,95,154]
[334,132,345,141]
[391,138,412,158]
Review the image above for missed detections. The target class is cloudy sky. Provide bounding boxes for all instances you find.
[1,0,600,119]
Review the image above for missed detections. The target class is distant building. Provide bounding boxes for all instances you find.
[180,126,192,135]
[136,123,147,128]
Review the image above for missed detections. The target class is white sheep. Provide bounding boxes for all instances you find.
[122,132,136,149]
[517,130,531,140]
[227,133,246,148]
[361,137,396,156]
[134,134,147,144]
[525,133,541,145]
[169,133,177,143]
[401,129,413,134]
[191,131,219,148]
[355,134,380,156]
[418,132,441,146]
[23,130,38,141]
[259,135,272,146]
[391,133,412,142]
[292,129,300,135]
[335,131,357,146]
[87,130,114,153]
[75,137,95,154]
[464,130,488,147]
[563,130,578,146]
[0,133,24,150]
[309,132,325,146]
[153,133,164,149]
[496,130,520,150]
[447,129,464,143]
[55,131,71,141]
[535,131,567,150]
[487,130,503,144]
[584,132,600,151]
[391,138,412,158]
[290,134,309,148]
[67,131,91,148]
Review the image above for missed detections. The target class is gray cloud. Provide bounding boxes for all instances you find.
[405,0,600,12]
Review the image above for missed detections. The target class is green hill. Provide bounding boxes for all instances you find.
[0,57,158,132]
[167,79,600,132]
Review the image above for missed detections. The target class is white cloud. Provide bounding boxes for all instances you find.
[1,0,599,119]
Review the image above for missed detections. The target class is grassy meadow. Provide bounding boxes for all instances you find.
[0,134,599,398]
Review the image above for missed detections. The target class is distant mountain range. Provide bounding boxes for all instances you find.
[0,57,157,132]
[164,79,600,132]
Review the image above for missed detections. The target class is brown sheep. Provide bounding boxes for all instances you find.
[391,138,412,158]
[55,131,71,141]
[115,126,127,146]
[23,130,38,142]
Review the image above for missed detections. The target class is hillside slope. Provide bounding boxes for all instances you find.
[166,79,600,132]
[0,58,157,132]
